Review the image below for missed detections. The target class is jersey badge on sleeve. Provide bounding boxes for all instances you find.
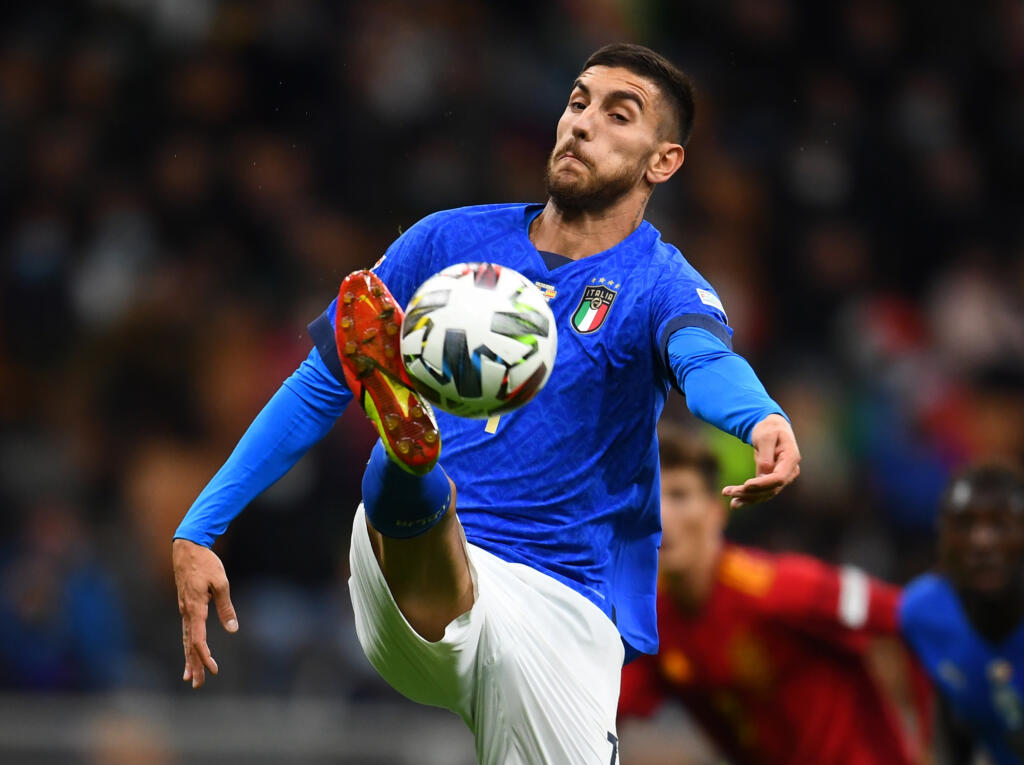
[696,287,726,316]
[571,281,618,334]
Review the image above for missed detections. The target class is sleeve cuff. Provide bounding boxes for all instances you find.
[659,313,733,368]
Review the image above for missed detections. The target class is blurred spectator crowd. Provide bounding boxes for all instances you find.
[1,0,1023,703]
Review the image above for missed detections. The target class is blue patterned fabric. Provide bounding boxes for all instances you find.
[177,203,783,660]
[902,574,1024,764]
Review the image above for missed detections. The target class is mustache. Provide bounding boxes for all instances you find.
[552,141,591,167]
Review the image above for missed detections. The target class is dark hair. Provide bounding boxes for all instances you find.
[582,43,697,146]
[941,462,1024,515]
[658,421,720,493]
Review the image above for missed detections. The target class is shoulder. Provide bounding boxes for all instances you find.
[414,203,531,232]
[386,203,528,258]
[899,573,959,636]
[723,548,848,613]
[642,228,711,285]
[716,545,779,599]
[388,204,531,260]
[637,230,728,322]
[773,549,838,579]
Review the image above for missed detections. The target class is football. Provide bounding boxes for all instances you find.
[401,263,557,419]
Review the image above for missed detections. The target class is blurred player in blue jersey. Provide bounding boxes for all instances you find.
[901,464,1024,764]
[172,43,800,763]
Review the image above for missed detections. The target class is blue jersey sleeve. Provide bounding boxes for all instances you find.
[668,326,785,444]
[174,345,352,547]
[175,213,448,546]
[649,256,733,357]
[897,575,934,639]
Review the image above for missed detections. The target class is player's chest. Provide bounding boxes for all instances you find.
[538,273,626,331]
[934,647,1024,732]
[536,271,652,377]
[433,248,651,377]
[437,239,644,333]
[660,614,783,695]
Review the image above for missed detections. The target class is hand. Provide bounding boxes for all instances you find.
[721,413,801,509]
[173,538,238,689]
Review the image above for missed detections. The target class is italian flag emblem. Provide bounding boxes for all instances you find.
[571,284,617,334]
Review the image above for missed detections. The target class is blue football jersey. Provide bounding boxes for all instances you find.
[321,203,733,659]
[901,573,1024,764]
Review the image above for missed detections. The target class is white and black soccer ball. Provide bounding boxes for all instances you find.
[401,263,557,419]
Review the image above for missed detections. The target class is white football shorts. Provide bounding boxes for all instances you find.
[348,504,625,765]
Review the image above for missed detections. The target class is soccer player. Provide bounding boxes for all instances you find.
[619,423,928,765]
[900,464,1024,765]
[172,44,801,763]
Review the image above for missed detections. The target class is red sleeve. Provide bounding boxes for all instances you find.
[618,653,666,720]
[761,553,900,639]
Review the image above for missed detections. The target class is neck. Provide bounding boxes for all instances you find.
[529,187,652,260]
[664,539,723,613]
[961,581,1024,643]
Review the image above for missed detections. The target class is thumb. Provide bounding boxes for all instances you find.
[211,579,239,633]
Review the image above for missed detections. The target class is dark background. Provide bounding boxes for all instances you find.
[1,1,1022,762]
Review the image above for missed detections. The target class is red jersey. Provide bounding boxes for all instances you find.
[619,545,926,765]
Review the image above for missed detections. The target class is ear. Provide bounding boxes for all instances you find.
[646,143,685,185]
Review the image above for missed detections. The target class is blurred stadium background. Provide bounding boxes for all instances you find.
[0,1,1022,763]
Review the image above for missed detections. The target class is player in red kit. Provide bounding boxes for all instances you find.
[618,423,930,765]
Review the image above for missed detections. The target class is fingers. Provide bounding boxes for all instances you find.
[722,484,777,509]
[722,463,801,509]
[735,471,787,492]
[173,540,237,689]
[729,415,802,509]
[722,488,776,510]
[752,435,777,478]
[184,604,219,689]
[180,591,223,689]
[211,578,239,634]
[727,490,777,510]
[744,446,801,493]
[182,620,191,682]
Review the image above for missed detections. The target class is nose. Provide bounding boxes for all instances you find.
[968,521,999,551]
[570,104,595,141]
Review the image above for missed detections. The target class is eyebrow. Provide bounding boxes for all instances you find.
[572,79,645,112]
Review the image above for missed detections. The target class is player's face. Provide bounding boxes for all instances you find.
[940,492,1024,599]
[545,66,673,212]
[659,467,725,582]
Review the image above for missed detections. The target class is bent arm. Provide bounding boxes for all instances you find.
[667,326,785,444]
[174,346,352,547]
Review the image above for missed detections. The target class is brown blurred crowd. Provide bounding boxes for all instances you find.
[1,0,1022,714]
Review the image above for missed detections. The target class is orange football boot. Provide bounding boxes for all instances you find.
[336,270,440,475]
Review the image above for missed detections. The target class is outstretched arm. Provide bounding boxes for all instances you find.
[174,348,351,545]
[174,345,352,687]
[667,326,800,508]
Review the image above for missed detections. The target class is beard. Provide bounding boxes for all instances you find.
[543,144,647,213]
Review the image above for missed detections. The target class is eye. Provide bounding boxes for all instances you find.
[611,113,628,123]
[570,101,586,112]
